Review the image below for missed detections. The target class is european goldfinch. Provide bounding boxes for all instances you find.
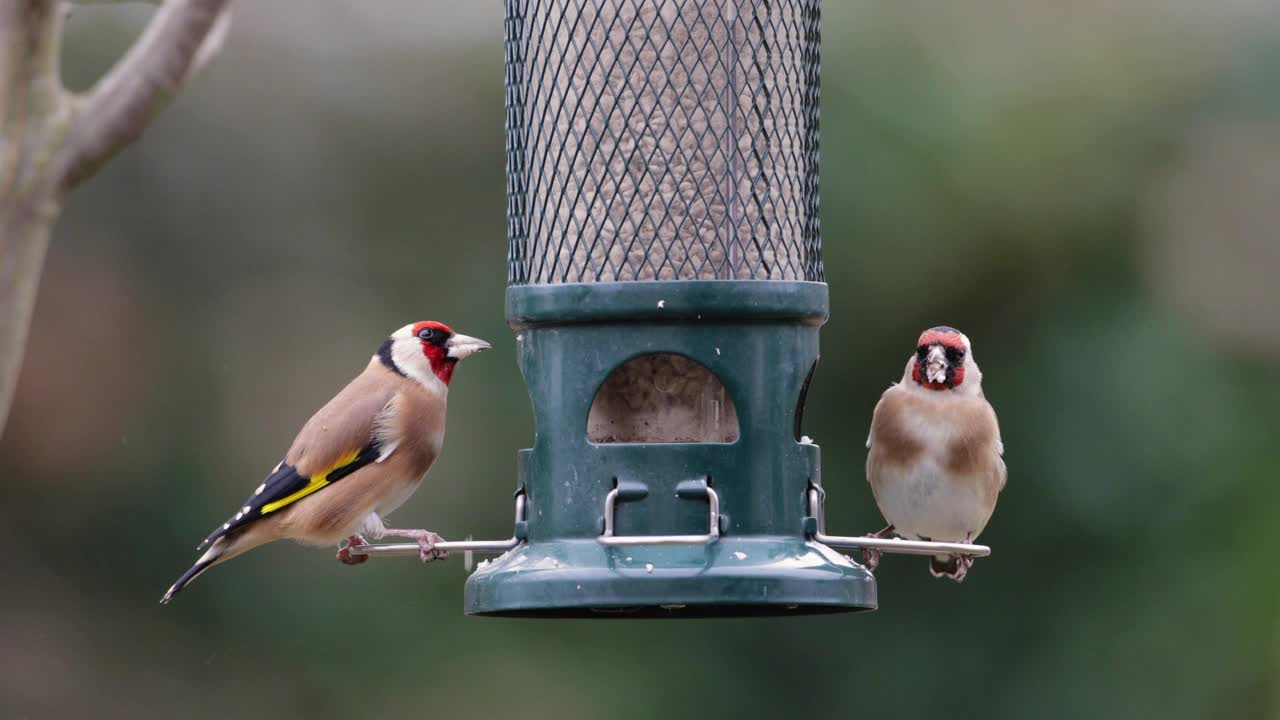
[864,326,1005,581]
[162,321,490,603]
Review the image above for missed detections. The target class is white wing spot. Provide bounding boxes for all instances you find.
[254,484,266,495]
[241,506,251,514]
[376,440,399,463]
[223,523,230,530]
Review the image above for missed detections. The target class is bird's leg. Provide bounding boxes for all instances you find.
[952,533,975,581]
[336,534,370,565]
[929,534,975,581]
[861,525,895,572]
[382,528,448,563]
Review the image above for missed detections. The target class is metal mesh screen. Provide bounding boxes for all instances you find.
[505,0,823,285]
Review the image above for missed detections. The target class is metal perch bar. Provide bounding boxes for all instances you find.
[345,493,526,559]
[806,489,991,558]
[346,538,522,557]
[816,534,992,558]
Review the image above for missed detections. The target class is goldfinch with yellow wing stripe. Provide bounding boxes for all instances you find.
[864,326,1005,581]
[161,321,490,604]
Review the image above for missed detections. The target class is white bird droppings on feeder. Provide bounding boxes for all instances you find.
[645,563,654,573]
[657,300,665,308]
[715,347,721,355]
[800,435,814,445]
[733,551,747,560]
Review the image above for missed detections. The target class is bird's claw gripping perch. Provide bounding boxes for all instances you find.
[861,546,881,573]
[337,535,370,565]
[928,534,975,582]
[385,529,448,563]
[860,525,895,572]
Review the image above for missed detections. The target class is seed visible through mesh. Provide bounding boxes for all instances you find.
[506,0,823,285]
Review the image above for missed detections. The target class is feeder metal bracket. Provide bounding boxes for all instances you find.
[599,478,721,547]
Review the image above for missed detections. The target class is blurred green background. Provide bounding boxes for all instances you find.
[3,1,1279,718]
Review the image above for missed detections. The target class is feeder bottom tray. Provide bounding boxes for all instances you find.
[463,536,877,618]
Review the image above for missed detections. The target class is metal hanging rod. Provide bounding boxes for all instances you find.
[345,492,526,559]
[806,488,991,558]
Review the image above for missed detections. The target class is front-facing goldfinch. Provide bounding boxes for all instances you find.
[864,326,1006,581]
[162,321,490,603]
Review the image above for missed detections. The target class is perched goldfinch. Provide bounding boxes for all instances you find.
[162,321,490,603]
[864,326,1005,581]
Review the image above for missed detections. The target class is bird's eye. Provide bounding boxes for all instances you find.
[945,347,966,363]
[417,328,435,341]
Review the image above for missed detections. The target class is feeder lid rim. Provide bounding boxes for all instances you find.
[506,280,829,328]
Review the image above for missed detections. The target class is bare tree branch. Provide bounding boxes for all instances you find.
[187,4,230,80]
[1,0,70,441]
[1,0,230,437]
[56,0,231,191]
[1,0,69,157]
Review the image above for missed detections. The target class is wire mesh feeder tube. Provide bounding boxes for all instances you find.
[505,0,823,284]
[805,488,993,559]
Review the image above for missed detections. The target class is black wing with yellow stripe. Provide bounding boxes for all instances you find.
[197,441,384,550]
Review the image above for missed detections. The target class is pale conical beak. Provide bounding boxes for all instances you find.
[446,333,492,360]
[925,345,948,384]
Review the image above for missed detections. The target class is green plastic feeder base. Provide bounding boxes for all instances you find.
[467,537,874,618]
[464,281,877,617]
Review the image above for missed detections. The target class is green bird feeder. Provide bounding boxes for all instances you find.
[467,0,876,617]
[351,0,990,616]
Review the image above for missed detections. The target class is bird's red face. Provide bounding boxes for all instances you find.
[412,320,454,381]
[408,320,491,385]
[377,321,491,388]
[911,326,968,391]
